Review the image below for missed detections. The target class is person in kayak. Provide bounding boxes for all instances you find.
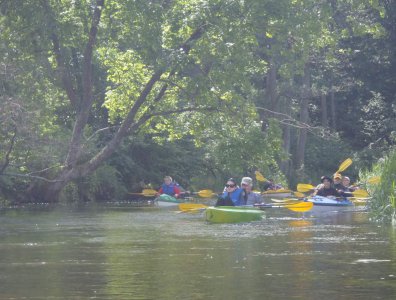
[157,176,181,198]
[262,178,283,191]
[333,172,343,189]
[215,178,244,206]
[338,176,356,192]
[313,175,341,197]
[240,177,263,205]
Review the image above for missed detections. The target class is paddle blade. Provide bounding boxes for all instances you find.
[337,158,353,173]
[284,202,313,212]
[255,171,266,182]
[293,191,305,198]
[297,183,315,193]
[179,203,208,211]
[196,189,215,198]
[352,189,369,198]
[367,176,381,184]
[271,198,302,203]
[129,189,157,197]
[141,189,157,196]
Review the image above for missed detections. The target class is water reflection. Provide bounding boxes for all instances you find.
[0,207,395,299]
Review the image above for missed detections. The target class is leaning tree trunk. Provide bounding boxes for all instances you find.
[41,6,208,202]
[295,63,311,171]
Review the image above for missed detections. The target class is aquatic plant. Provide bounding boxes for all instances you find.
[363,148,396,224]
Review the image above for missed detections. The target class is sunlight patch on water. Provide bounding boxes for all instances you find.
[352,259,392,264]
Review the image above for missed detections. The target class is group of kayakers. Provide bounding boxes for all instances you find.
[156,171,357,207]
[215,177,263,206]
[156,175,265,206]
[313,173,356,197]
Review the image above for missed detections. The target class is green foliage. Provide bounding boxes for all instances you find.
[303,133,354,185]
[109,137,208,191]
[59,164,126,203]
[364,148,396,223]
[202,117,284,180]
[1,0,395,203]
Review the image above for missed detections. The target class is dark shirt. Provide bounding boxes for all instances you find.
[334,183,343,190]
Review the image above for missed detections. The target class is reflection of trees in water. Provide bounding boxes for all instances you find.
[288,219,314,298]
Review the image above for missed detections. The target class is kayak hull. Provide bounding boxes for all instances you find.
[262,189,293,199]
[205,206,264,224]
[305,196,355,216]
[155,194,184,207]
[306,196,353,207]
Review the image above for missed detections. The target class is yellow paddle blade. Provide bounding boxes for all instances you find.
[349,198,369,206]
[284,202,313,212]
[297,183,315,193]
[293,191,305,198]
[352,189,369,198]
[271,198,301,203]
[255,171,267,182]
[128,188,157,197]
[367,176,381,184]
[179,203,208,211]
[141,189,158,196]
[196,189,215,198]
[336,158,353,173]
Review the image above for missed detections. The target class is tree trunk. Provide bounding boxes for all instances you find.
[295,63,311,170]
[321,92,328,127]
[41,13,208,202]
[330,86,336,131]
[260,60,277,131]
[280,102,291,176]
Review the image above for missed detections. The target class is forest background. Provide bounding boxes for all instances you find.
[0,0,395,204]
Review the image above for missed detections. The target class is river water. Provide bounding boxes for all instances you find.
[0,205,395,299]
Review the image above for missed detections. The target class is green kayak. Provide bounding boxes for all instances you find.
[205,206,264,224]
[155,194,184,207]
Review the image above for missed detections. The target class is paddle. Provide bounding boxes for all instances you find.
[336,158,353,173]
[179,203,208,211]
[293,191,305,198]
[367,176,381,184]
[296,183,316,193]
[128,188,158,197]
[178,201,313,213]
[255,171,267,182]
[296,183,369,198]
[347,189,369,198]
[270,198,302,203]
[193,189,217,198]
[256,202,313,212]
[356,176,381,186]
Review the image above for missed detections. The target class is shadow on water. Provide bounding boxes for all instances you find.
[0,204,395,299]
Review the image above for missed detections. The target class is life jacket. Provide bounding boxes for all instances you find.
[161,183,177,196]
[220,188,245,206]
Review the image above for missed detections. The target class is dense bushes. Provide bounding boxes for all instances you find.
[362,148,396,224]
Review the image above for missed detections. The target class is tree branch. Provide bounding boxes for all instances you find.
[0,172,62,183]
[64,0,105,169]
[41,0,79,107]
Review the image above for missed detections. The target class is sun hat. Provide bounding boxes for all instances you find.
[241,177,253,185]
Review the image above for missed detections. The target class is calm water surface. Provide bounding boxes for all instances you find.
[0,205,395,299]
